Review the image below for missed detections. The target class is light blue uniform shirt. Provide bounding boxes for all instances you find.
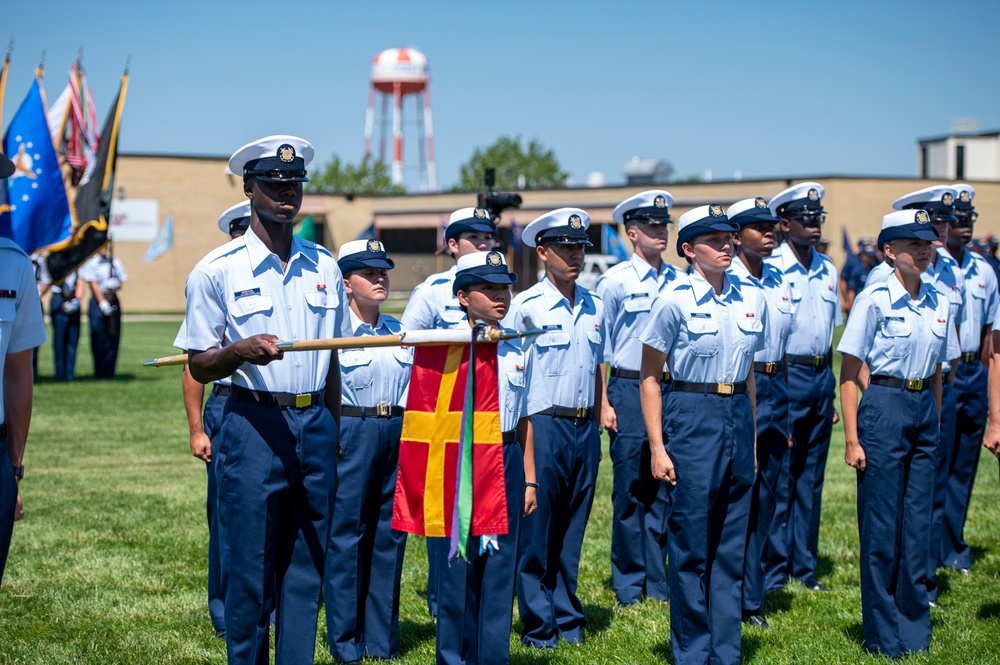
[79,254,127,291]
[184,228,350,394]
[640,271,768,384]
[729,256,796,363]
[837,274,950,379]
[400,266,466,330]
[496,332,551,432]
[339,311,412,408]
[0,239,48,423]
[956,250,999,353]
[764,242,841,356]
[506,277,605,409]
[174,318,231,387]
[596,252,686,372]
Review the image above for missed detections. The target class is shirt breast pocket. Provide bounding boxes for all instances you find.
[685,318,720,357]
[505,369,526,414]
[440,307,466,328]
[339,351,374,390]
[535,331,571,375]
[304,291,339,311]
[392,348,414,386]
[230,295,274,335]
[735,318,764,355]
[880,320,912,359]
[0,300,14,341]
[623,296,653,315]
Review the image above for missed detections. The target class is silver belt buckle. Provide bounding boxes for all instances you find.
[376,403,392,417]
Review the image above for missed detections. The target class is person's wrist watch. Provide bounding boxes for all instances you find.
[12,465,24,481]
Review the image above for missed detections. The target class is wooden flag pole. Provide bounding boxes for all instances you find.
[143,325,542,368]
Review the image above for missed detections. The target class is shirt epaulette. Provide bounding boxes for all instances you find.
[199,237,247,267]
[0,237,28,257]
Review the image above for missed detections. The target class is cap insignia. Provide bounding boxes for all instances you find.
[959,191,970,203]
[710,205,723,217]
[487,251,503,267]
[942,192,954,206]
[654,195,666,208]
[755,197,767,208]
[915,210,930,224]
[807,188,819,201]
[278,144,296,163]
[367,239,381,253]
[474,208,488,219]
[568,214,583,229]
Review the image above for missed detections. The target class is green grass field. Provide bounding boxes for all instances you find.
[2,321,999,664]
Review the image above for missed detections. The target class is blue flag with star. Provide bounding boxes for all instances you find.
[0,77,74,254]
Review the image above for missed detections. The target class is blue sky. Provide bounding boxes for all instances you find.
[4,0,999,190]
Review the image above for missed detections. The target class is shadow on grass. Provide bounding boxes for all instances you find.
[651,637,675,664]
[583,603,613,636]
[815,554,835,580]
[764,587,793,615]
[397,618,435,657]
[970,544,988,566]
[841,620,865,649]
[977,602,1000,621]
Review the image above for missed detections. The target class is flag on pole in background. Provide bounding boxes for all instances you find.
[603,223,629,261]
[0,75,74,254]
[294,214,315,241]
[352,221,375,241]
[49,59,100,187]
[144,214,173,263]
[46,68,128,283]
[392,341,507,560]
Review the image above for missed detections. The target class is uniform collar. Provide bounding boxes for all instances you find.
[629,251,666,281]
[539,275,583,310]
[887,272,932,307]
[689,269,737,304]
[245,226,318,271]
[349,309,389,335]
[774,240,821,275]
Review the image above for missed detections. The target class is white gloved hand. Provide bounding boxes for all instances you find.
[105,278,121,291]
[62,298,81,314]
[99,299,114,316]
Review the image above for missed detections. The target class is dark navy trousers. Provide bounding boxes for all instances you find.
[436,437,524,665]
[49,292,81,381]
[607,375,670,605]
[325,414,406,663]
[0,435,16,588]
[857,384,936,658]
[517,413,600,647]
[784,363,835,584]
[216,395,338,665]
[941,361,988,570]
[927,379,956,602]
[663,391,754,665]
[88,295,121,379]
[742,370,790,613]
[203,387,228,633]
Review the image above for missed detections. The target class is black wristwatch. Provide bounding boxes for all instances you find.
[12,465,24,480]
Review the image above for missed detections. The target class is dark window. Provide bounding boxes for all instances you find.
[956,145,965,180]
[378,227,439,254]
[921,146,929,179]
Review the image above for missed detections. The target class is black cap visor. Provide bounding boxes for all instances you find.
[676,220,739,257]
[877,223,940,248]
[446,219,498,242]
[339,257,396,274]
[453,269,518,295]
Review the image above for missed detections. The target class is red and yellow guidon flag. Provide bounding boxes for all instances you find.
[392,343,507,540]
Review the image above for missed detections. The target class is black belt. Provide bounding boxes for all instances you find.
[610,367,672,382]
[672,380,748,396]
[543,406,593,419]
[212,384,232,397]
[502,430,517,444]
[786,354,828,367]
[232,385,323,408]
[341,405,404,418]
[753,361,782,375]
[960,352,978,364]
[869,375,932,392]
[0,422,6,441]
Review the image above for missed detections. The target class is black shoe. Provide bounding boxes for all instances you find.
[742,612,770,630]
[802,577,830,593]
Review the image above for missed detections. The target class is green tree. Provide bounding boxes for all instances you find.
[454,135,568,192]
[306,153,405,195]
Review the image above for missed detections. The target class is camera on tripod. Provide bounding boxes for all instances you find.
[476,168,522,220]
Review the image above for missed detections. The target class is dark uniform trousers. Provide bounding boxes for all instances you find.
[217,394,338,665]
[941,360,988,570]
[743,370,790,613]
[664,390,754,665]
[517,413,600,647]
[0,429,16,588]
[784,363,835,584]
[88,293,122,379]
[436,436,524,665]
[49,291,81,381]
[203,386,228,633]
[857,385,936,658]
[607,374,670,605]
[325,413,406,663]
[927,379,956,602]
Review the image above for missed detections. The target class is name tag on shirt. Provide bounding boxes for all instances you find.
[445,304,463,311]
[543,324,563,331]
[689,312,711,319]
[884,316,904,322]
[234,287,261,300]
[0,290,15,299]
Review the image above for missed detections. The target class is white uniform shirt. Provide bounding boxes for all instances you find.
[730,256,796,363]
[184,228,350,394]
[640,271,769,384]
[173,318,231,387]
[0,239,48,423]
[79,254,128,291]
[764,241,841,356]
[339,311,412,408]
[400,266,466,330]
[496,332,551,432]
[596,252,686,372]
[956,250,999,353]
[506,277,605,409]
